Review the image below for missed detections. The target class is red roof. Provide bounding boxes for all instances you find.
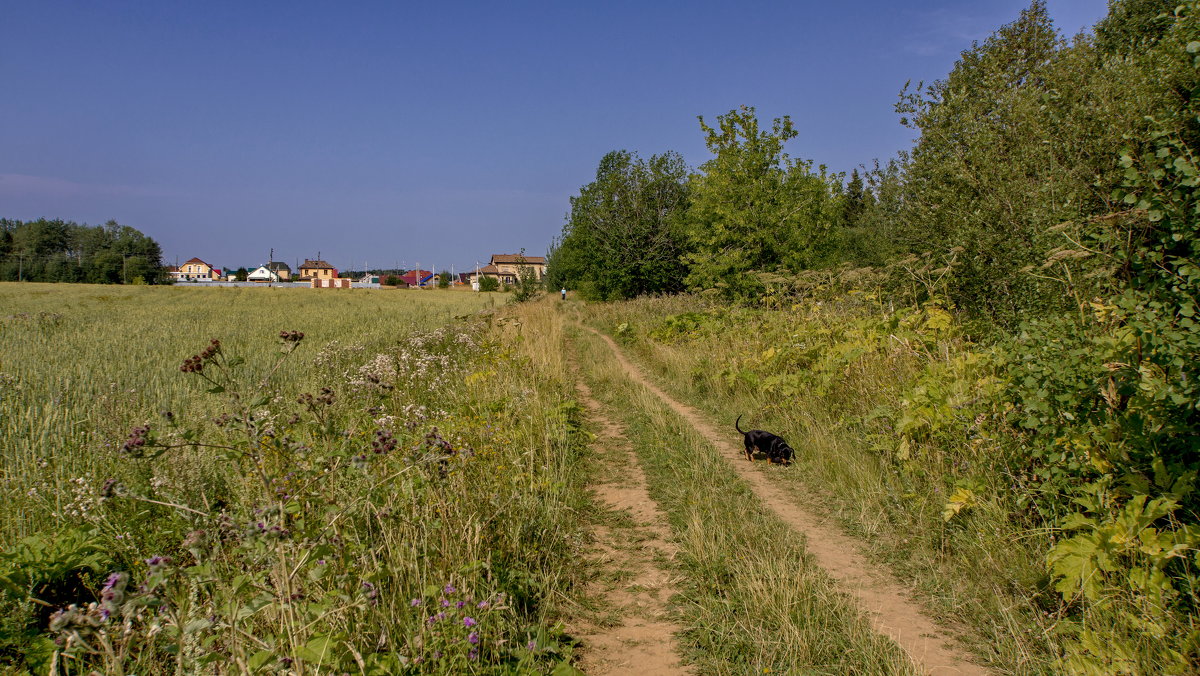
[400,270,434,286]
[183,257,211,267]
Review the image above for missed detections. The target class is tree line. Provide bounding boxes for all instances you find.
[0,218,167,284]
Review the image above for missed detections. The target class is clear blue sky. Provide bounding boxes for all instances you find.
[1,1,1108,273]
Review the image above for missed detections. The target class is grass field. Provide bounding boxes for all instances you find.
[10,283,1185,674]
[0,283,591,674]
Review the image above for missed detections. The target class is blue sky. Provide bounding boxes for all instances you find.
[1,1,1108,273]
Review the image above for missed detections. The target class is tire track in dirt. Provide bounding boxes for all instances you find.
[570,373,693,675]
[582,326,989,676]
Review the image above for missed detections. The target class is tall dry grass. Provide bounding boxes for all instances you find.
[0,284,589,673]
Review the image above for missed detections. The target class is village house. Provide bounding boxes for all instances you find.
[266,261,291,281]
[247,261,292,283]
[173,258,215,282]
[399,270,434,288]
[298,259,337,281]
[470,253,546,288]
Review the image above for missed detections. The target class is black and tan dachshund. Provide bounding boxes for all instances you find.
[735,415,794,465]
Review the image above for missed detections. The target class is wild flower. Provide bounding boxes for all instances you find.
[468,631,480,644]
[100,478,121,499]
[63,477,100,519]
[180,338,221,373]
[361,581,379,605]
[98,572,128,620]
[463,616,477,627]
[119,425,152,455]
[372,428,397,454]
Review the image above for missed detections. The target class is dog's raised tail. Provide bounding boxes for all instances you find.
[735,414,745,434]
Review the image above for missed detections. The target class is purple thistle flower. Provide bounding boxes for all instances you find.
[411,598,422,606]
[469,649,479,660]
[443,584,457,594]
[463,616,477,627]
[468,631,480,644]
[441,598,451,607]
[456,600,466,608]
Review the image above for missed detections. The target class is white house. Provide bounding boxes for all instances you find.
[247,265,282,283]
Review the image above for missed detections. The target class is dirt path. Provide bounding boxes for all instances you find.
[582,326,989,676]
[570,375,693,675]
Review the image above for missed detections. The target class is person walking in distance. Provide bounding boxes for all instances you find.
[560,287,567,301]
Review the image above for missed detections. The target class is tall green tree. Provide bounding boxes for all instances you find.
[841,168,869,229]
[547,150,690,300]
[681,106,841,298]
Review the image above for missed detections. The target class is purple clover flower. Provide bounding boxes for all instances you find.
[463,616,477,627]
[411,598,422,607]
[443,584,457,594]
[468,631,480,644]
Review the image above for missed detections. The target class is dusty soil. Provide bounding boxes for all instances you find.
[570,375,693,675]
[585,327,989,676]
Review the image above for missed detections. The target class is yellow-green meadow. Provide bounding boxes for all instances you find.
[0,283,588,673]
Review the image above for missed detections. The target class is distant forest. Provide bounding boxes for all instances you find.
[0,218,167,284]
